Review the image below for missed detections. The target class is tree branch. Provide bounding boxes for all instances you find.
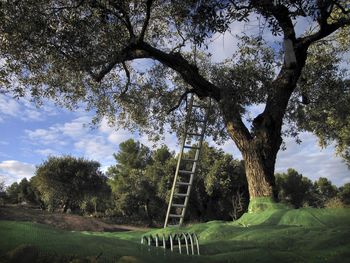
[89,45,146,82]
[297,17,350,48]
[222,107,253,151]
[108,1,135,40]
[139,42,221,101]
[89,41,221,102]
[267,2,296,41]
[334,1,350,15]
[47,0,85,14]
[170,23,187,53]
[139,0,153,41]
[121,62,131,97]
[167,89,191,114]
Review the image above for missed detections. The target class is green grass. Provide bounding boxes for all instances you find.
[1,208,350,262]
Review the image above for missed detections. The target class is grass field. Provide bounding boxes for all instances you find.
[1,207,350,262]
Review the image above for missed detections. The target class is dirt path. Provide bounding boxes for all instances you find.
[0,205,148,232]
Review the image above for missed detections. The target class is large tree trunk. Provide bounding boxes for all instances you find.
[221,86,287,212]
[241,135,282,208]
[243,150,276,199]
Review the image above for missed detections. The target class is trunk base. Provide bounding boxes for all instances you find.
[248,197,286,213]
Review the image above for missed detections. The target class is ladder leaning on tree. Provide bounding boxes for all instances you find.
[164,94,211,228]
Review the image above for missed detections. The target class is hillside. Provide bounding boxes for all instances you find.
[1,207,350,262]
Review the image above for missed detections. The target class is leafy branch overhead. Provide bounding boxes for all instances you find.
[0,0,349,199]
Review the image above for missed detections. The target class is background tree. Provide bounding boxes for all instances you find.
[3,179,39,205]
[338,183,350,206]
[1,0,350,209]
[187,143,248,221]
[0,180,5,205]
[275,169,314,208]
[32,156,110,213]
[5,182,20,204]
[107,140,248,224]
[106,139,173,222]
[313,177,338,208]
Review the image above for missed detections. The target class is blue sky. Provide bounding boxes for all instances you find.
[0,92,349,187]
[0,16,349,187]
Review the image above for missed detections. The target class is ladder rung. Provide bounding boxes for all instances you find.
[169,214,183,218]
[192,104,209,109]
[181,158,198,162]
[187,132,203,137]
[183,145,200,150]
[167,224,180,227]
[176,181,191,186]
[172,203,186,208]
[178,170,194,174]
[174,193,188,197]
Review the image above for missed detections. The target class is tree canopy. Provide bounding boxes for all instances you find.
[1,0,349,203]
[107,139,249,223]
[32,156,109,212]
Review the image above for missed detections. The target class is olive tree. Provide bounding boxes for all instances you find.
[32,156,109,212]
[1,1,350,209]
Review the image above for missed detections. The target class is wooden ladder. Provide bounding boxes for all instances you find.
[164,94,211,228]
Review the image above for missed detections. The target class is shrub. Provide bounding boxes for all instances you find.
[324,197,346,208]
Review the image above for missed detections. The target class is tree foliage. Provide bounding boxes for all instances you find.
[287,40,350,165]
[313,177,338,207]
[188,143,249,221]
[107,139,248,223]
[1,0,350,201]
[107,139,176,224]
[4,178,39,205]
[32,156,110,212]
[276,169,314,208]
[275,169,349,208]
[338,183,350,205]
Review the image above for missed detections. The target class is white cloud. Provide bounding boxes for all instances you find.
[208,22,243,63]
[35,148,59,156]
[99,117,132,145]
[276,132,350,186]
[25,127,66,146]
[0,160,36,185]
[20,109,350,188]
[0,94,60,123]
[74,136,115,161]
[22,109,42,121]
[0,95,20,117]
[137,126,180,153]
[24,116,127,165]
[61,116,91,137]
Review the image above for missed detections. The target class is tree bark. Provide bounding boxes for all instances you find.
[242,145,278,200]
[221,72,294,207]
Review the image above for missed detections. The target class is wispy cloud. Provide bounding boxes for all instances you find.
[0,160,36,185]
[276,132,350,186]
[35,148,59,156]
[0,94,59,122]
[74,136,115,161]
[23,116,136,167]
[99,118,132,145]
[25,127,66,146]
[0,95,20,117]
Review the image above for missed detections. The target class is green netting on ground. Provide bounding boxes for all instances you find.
[247,197,290,213]
[1,208,350,262]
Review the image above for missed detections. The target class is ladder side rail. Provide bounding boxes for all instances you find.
[164,95,194,228]
[179,99,211,225]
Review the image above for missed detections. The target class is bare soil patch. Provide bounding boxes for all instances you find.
[0,205,148,232]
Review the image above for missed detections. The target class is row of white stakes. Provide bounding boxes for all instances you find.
[141,232,200,255]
